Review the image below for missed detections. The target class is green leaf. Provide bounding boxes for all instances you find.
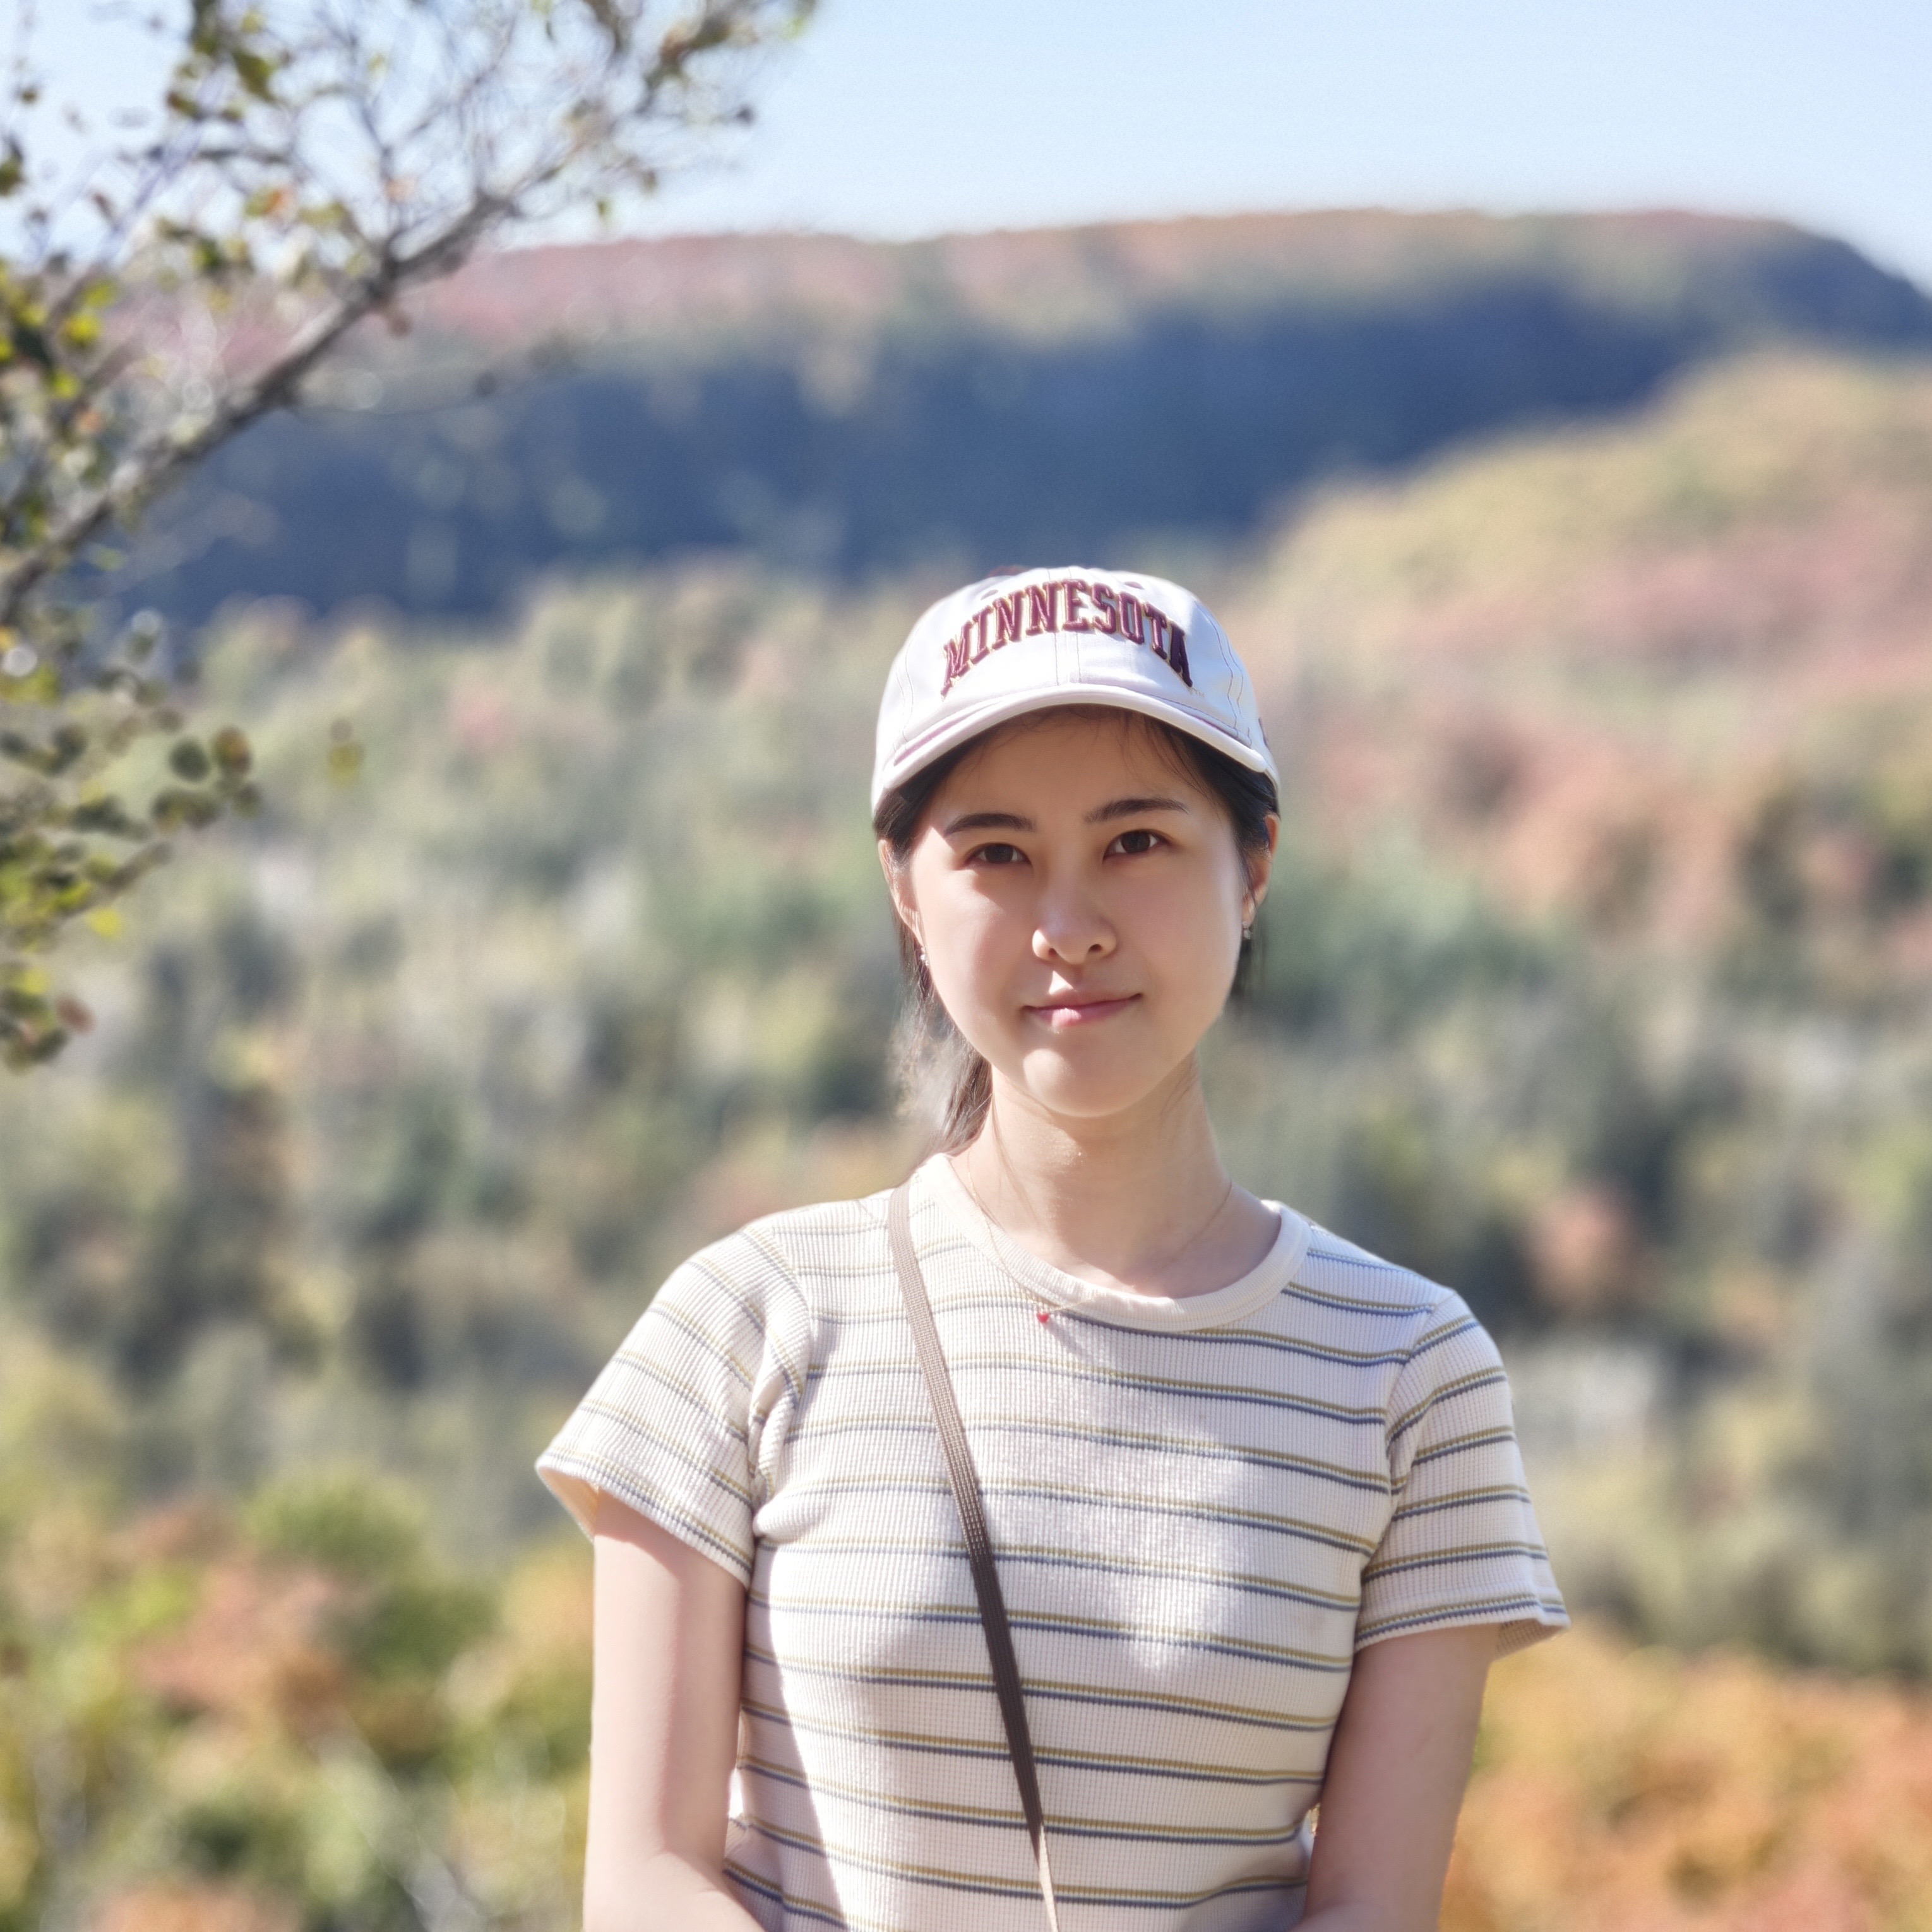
[150,787,222,832]
[232,49,279,103]
[68,798,146,840]
[168,737,212,782]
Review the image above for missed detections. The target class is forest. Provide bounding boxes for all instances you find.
[6,284,1932,1924]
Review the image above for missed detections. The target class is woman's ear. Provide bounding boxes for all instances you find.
[878,838,922,945]
[1244,813,1282,919]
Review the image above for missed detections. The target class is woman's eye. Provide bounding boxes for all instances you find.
[971,843,1026,866]
[1109,828,1164,856]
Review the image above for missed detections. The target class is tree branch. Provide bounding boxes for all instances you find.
[0,184,508,624]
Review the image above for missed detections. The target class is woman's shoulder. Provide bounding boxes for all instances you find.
[1285,1220,1510,1405]
[668,1184,895,1311]
[1288,1217,1486,1345]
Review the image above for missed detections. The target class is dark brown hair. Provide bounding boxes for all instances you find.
[873,706,1279,1152]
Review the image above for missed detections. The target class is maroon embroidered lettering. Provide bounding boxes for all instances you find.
[1166,623,1192,686]
[941,632,972,694]
[993,594,1025,648]
[1064,579,1092,633]
[936,578,1195,700]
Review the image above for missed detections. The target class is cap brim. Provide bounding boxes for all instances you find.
[871,683,1277,809]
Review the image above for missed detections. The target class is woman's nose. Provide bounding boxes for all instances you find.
[1032,888,1115,965]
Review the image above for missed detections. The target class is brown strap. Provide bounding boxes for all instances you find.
[888,1183,1061,1931]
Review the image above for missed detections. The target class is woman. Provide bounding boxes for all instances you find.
[539,566,1568,1932]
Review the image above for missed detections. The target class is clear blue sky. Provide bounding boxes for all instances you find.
[40,0,1932,286]
[635,0,1932,286]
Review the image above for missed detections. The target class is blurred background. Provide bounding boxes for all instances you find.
[7,3,1932,1928]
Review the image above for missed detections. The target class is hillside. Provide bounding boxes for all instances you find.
[117,211,1932,626]
[9,348,1932,1924]
[401,208,1932,355]
[1223,351,1932,967]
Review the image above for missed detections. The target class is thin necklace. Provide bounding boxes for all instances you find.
[953,1158,1238,1296]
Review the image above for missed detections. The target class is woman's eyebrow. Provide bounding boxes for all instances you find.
[1085,794,1190,823]
[941,796,1189,835]
[943,809,1034,835]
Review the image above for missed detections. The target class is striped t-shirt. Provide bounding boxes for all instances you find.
[539,1155,1566,1932]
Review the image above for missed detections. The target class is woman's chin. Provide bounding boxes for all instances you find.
[996,1051,1196,1126]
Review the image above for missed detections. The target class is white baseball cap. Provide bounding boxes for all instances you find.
[871,566,1277,811]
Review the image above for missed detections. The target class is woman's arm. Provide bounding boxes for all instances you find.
[1299,1623,1497,1932]
[584,1491,762,1932]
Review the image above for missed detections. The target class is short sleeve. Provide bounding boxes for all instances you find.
[536,1232,811,1587]
[1357,1291,1568,1657]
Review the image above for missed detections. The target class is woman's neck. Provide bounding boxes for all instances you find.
[949,1059,1279,1299]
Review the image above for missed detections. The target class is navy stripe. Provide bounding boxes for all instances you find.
[751,1593,1354,1672]
[789,1410,1394,1494]
[775,1539,1360,1611]
[811,1351,1395,1426]
[741,1647,1333,1732]
[744,1760,1309,1848]
[744,1701,1328,1784]
[780,1474,1379,1558]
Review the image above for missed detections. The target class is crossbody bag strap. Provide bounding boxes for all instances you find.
[887,1181,1062,1932]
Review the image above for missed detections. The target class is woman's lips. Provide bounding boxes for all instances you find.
[1025,994,1140,1029]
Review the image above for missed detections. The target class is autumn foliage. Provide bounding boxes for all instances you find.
[1449,1625,1932,1932]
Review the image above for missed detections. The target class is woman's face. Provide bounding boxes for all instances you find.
[885,712,1276,1126]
